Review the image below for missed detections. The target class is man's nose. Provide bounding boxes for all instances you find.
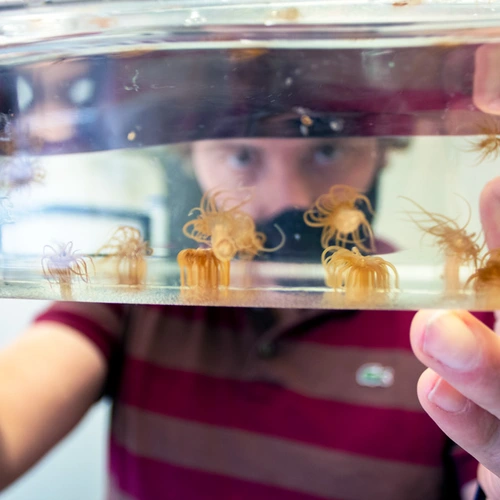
[25,103,77,143]
[259,168,312,219]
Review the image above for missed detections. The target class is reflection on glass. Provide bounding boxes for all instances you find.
[1,35,500,309]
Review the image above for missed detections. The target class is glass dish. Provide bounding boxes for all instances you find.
[1,0,500,309]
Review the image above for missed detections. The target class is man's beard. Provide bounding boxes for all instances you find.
[253,177,379,263]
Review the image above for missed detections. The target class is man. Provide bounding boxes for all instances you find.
[0,44,495,500]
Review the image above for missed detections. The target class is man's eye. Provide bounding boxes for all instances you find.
[313,143,340,165]
[228,147,257,169]
[68,77,96,106]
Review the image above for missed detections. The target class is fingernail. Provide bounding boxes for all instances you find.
[423,311,480,371]
[483,97,500,114]
[428,377,468,413]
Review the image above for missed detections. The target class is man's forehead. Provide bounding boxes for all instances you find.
[3,45,467,156]
[193,137,377,151]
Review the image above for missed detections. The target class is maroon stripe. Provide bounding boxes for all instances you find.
[471,311,495,329]
[108,476,137,500]
[303,310,416,349]
[143,308,493,350]
[139,307,415,350]
[35,310,117,359]
[143,305,354,334]
[120,359,445,466]
[39,301,126,319]
[104,303,127,315]
[304,311,494,349]
[144,304,249,331]
[109,439,327,500]
[453,447,479,488]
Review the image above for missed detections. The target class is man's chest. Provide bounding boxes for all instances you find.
[110,307,446,500]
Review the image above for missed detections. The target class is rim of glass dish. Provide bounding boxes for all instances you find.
[2,0,500,49]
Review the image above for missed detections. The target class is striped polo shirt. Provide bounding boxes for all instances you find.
[35,303,493,500]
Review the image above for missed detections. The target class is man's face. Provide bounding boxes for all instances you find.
[16,61,96,144]
[191,137,380,221]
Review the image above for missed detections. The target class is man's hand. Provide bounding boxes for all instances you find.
[410,43,500,498]
[411,176,500,498]
[410,308,500,498]
[473,45,500,115]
